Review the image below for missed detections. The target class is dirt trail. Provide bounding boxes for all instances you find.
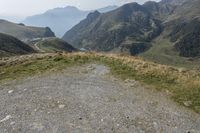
[0,64,200,133]
[34,41,45,53]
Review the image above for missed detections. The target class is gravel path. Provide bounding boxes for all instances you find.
[0,64,200,133]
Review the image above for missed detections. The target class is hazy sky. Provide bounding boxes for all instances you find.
[0,0,159,18]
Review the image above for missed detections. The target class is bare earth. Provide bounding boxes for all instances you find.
[0,64,200,133]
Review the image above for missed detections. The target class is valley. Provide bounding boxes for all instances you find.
[0,0,200,132]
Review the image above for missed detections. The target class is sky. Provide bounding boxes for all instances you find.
[0,0,159,21]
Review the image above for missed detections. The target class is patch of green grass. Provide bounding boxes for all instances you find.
[140,37,200,69]
[99,57,200,114]
[0,54,92,83]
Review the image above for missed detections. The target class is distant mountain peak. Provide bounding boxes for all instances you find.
[97,5,118,13]
[23,5,117,37]
[87,11,101,19]
[64,6,78,9]
[160,0,189,5]
[120,2,145,12]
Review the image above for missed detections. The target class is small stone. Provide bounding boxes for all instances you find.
[153,122,158,127]
[187,129,196,133]
[8,90,13,94]
[0,115,12,123]
[10,121,15,125]
[58,104,65,109]
[183,101,192,107]
[101,119,104,122]
[117,124,120,127]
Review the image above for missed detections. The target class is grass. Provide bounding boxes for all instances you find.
[0,54,92,83]
[140,37,200,69]
[0,52,200,113]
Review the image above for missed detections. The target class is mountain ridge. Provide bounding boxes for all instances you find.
[62,0,200,58]
[0,33,36,57]
[62,2,162,55]
[23,5,118,37]
[0,19,55,41]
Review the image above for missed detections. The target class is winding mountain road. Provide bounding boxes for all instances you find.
[33,38,46,53]
[0,64,200,133]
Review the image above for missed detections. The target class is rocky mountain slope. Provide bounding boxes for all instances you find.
[0,19,55,41]
[63,3,162,55]
[23,6,118,37]
[63,0,200,58]
[0,33,35,57]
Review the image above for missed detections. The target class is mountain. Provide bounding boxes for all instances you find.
[63,0,200,59]
[0,33,35,57]
[28,37,77,53]
[63,3,162,55]
[156,0,200,57]
[0,19,55,41]
[97,5,118,13]
[23,6,89,37]
[23,6,118,37]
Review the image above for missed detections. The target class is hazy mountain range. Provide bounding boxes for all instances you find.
[23,5,118,37]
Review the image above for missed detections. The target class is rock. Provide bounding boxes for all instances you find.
[0,115,12,123]
[58,104,65,109]
[10,121,15,125]
[183,101,192,107]
[8,90,14,94]
[187,129,196,133]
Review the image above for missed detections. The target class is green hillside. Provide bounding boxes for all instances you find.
[62,0,200,67]
[0,19,55,41]
[0,33,36,57]
[31,37,77,53]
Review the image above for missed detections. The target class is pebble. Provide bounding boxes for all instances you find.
[8,90,14,94]
[10,121,15,125]
[0,115,12,123]
[58,104,65,109]
[183,101,192,107]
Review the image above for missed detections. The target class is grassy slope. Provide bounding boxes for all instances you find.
[36,38,76,53]
[140,36,200,69]
[0,19,55,40]
[0,33,36,57]
[0,52,200,113]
